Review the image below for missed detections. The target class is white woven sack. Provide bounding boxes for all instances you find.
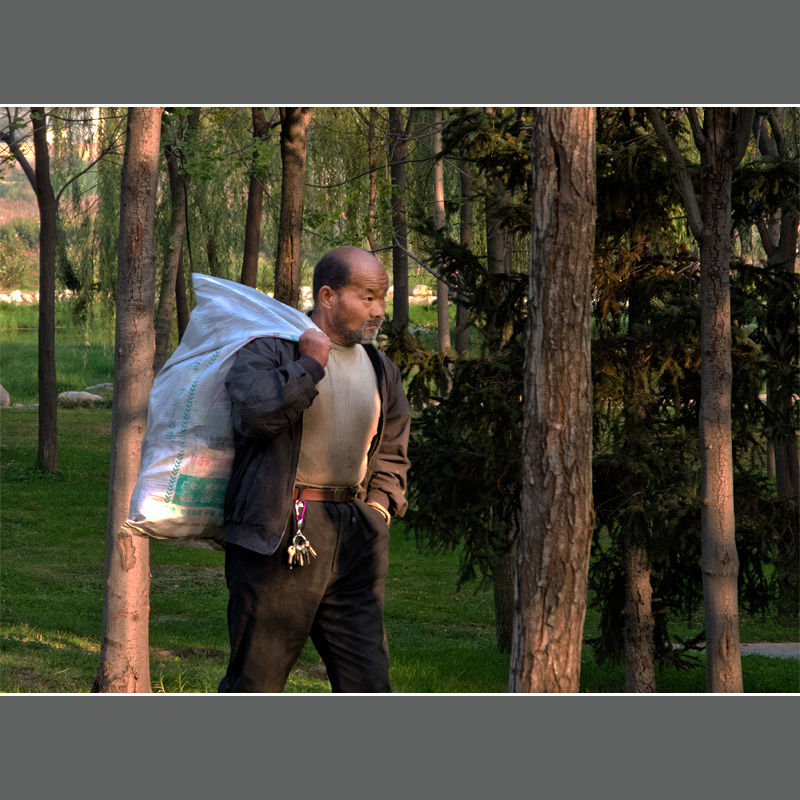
[125,274,318,543]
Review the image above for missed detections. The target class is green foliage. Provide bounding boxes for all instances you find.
[0,217,39,248]
[0,232,35,289]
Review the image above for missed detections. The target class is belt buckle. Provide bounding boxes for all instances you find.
[332,487,349,502]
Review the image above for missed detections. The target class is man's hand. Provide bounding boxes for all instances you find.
[299,329,332,368]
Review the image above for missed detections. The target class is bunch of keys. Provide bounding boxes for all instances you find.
[287,499,317,569]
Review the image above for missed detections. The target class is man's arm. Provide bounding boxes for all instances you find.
[225,333,329,438]
[365,357,411,520]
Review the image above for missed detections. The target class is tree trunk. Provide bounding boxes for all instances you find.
[241,107,270,288]
[753,109,800,506]
[648,107,753,693]
[93,107,163,693]
[175,242,189,341]
[432,109,451,352]
[698,109,746,693]
[389,107,410,329]
[492,518,517,653]
[455,158,472,355]
[366,107,378,253]
[510,107,596,693]
[31,108,58,472]
[275,107,313,308]
[622,278,657,692]
[153,108,199,375]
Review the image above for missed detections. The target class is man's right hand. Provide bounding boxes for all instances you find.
[299,329,332,368]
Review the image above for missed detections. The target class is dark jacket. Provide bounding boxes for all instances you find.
[223,336,411,555]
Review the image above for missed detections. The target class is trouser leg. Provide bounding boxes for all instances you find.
[218,499,391,693]
[310,500,391,693]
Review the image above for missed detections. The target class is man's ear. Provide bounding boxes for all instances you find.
[318,285,337,309]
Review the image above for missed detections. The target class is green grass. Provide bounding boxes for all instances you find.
[1,408,798,693]
[1,302,115,404]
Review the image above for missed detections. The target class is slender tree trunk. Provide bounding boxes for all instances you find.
[456,159,473,355]
[389,107,410,329]
[153,108,199,374]
[510,107,596,693]
[432,109,450,352]
[366,107,378,253]
[93,107,163,693]
[275,107,313,308]
[175,242,189,341]
[648,107,753,693]
[241,107,270,288]
[31,108,58,472]
[622,279,657,692]
[753,110,800,506]
[492,518,516,653]
[698,109,746,693]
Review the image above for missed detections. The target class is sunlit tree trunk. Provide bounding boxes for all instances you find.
[433,109,450,352]
[275,107,313,308]
[93,107,163,693]
[32,108,58,472]
[647,107,753,692]
[510,107,596,692]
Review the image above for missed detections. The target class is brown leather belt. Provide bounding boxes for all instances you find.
[292,487,357,502]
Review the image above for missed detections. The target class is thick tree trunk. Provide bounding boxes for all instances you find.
[93,107,163,693]
[510,107,596,693]
[275,107,313,308]
[241,107,270,288]
[389,108,410,329]
[455,159,472,355]
[432,110,450,352]
[153,109,199,374]
[698,109,744,693]
[31,108,58,473]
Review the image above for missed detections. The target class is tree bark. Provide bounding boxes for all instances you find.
[175,242,189,341]
[649,107,752,692]
[455,158,472,355]
[93,107,163,693]
[153,108,199,375]
[697,108,751,693]
[432,109,451,352]
[510,107,596,692]
[622,277,657,692]
[241,107,271,288]
[31,108,58,472]
[389,108,410,329]
[366,107,378,253]
[275,107,313,308]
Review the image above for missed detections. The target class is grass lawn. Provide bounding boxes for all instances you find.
[1,408,797,693]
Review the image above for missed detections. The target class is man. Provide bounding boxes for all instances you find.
[218,246,411,693]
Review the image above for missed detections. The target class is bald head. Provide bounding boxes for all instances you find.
[312,246,384,305]
[310,246,389,346]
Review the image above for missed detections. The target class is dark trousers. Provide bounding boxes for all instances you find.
[218,499,391,693]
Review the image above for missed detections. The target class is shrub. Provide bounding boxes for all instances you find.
[0,233,35,289]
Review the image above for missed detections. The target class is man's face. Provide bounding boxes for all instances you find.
[326,258,389,346]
